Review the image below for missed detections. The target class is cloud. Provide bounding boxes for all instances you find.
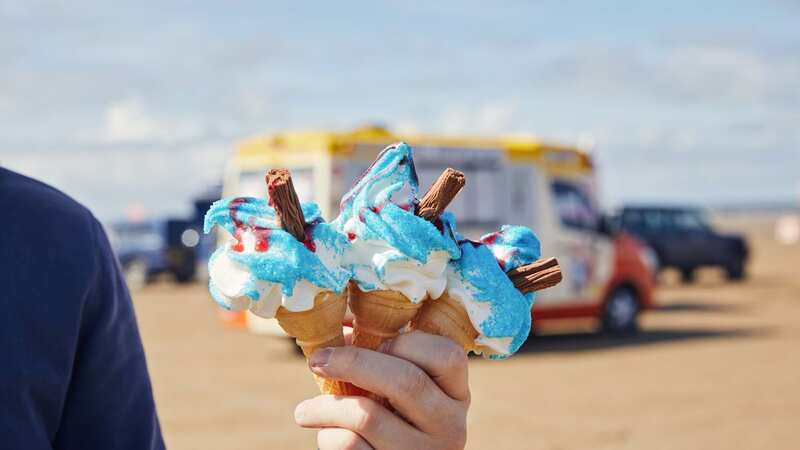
[438,103,519,135]
[532,38,800,109]
[1,1,798,219]
[3,143,230,221]
[102,98,159,142]
[95,97,207,144]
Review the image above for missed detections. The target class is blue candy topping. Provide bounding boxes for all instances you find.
[204,196,351,302]
[451,238,533,358]
[480,225,542,306]
[479,225,542,272]
[332,142,460,289]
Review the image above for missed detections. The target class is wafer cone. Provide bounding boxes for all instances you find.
[349,284,425,350]
[410,293,478,352]
[275,289,360,395]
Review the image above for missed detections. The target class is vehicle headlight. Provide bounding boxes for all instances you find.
[181,229,200,248]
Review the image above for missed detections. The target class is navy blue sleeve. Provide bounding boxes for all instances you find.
[0,168,164,450]
[51,219,165,450]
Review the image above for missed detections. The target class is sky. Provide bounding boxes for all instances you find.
[2,0,799,221]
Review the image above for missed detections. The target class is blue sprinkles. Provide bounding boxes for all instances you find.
[332,143,460,288]
[451,240,533,357]
[204,196,351,299]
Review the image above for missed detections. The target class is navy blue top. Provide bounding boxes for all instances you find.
[0,168,164,450]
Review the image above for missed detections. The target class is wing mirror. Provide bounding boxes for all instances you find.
[596,214,617,236]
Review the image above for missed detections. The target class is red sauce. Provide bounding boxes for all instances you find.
[232,228,245,252]
[227,197,274,253]
[497,256,507,271]
[302,226,317,252]
[229,198,249,252]
[253,226,271,252]
[432,218,445,234]
[480,231,501,245]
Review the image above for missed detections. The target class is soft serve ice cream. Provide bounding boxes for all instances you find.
[332,142,461,303]
[204,196,351,318]
[444,225,542,358]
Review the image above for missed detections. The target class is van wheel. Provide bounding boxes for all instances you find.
[601,287,639,335]
[680,267,695,284]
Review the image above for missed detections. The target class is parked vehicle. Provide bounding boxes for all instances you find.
[110,219,200,289]
[615,206,749,282]
[219,126,656,334]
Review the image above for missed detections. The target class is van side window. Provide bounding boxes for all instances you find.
[412,147,506,232]
[551,180,598,231]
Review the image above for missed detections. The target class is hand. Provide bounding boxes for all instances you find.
[294,331,470,450]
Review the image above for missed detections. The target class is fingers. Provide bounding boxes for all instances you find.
[308,347,462,434]
[379,331,470,403]
[317,428,373,450]
[295,395,425,450]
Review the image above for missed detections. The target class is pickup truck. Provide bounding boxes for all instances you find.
[615,206,748,282]
[109,219,199,289]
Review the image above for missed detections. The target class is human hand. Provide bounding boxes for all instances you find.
[294,331,470,450]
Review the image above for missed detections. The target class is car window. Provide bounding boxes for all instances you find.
[672,210,708,231]
[644,210,666,229]
[621,210,643,228]
[112,223,162,251]
[552,180,598,231]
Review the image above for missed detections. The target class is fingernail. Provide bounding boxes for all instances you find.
[310,347,334,368]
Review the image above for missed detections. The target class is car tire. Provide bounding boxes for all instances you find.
[725,260,745,281]
[601,286,640,335]
[171,249,196,284]
[123,259,148,291]
[680,267,695,284]
[174,270,195,283]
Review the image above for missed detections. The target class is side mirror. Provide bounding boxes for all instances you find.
[596,214,617,236]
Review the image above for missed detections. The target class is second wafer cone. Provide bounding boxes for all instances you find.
[349,285,424,350]
[275,289,360,395]
[410,293,478,352]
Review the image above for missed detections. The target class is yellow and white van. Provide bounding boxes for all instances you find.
[220,126,655,334]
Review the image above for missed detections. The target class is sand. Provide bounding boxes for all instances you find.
[133,215,800,449]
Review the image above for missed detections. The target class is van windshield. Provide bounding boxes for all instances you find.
[551,180,598,231]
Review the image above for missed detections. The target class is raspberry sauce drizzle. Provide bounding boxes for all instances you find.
[229,197,248,252]
[228,197,272,253]
[302,224,317,253]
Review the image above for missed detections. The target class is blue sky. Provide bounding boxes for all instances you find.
[2,1,798,220]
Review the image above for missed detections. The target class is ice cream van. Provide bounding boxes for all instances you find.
[219,126,655,334]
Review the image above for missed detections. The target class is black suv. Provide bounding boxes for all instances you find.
[616,206,748,282]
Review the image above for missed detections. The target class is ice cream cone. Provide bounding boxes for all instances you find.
[275,289,360,395]
[349,284,425,351]
[410,293,478,352]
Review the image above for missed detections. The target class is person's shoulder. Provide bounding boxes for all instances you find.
[1,167,94,223]
[0,167,102,267]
